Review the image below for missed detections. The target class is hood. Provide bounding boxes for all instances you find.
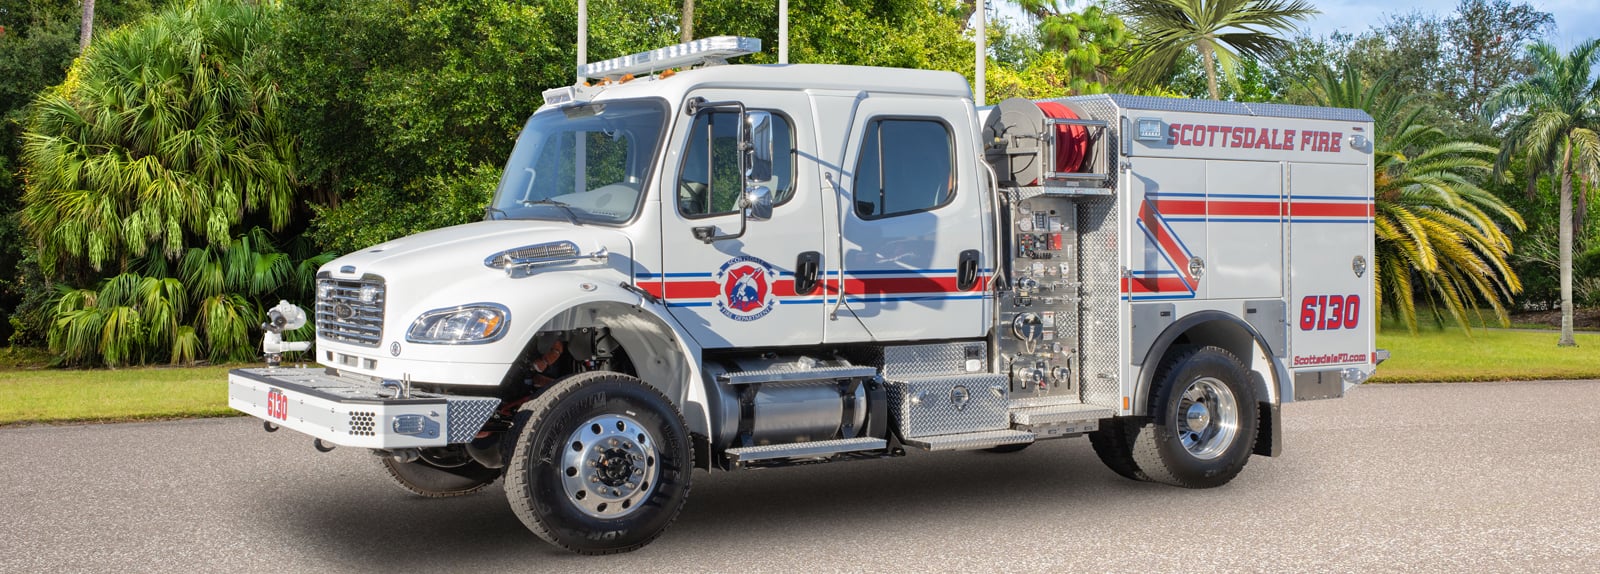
[320,220,630,281]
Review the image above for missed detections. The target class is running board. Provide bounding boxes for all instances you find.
[724,437,887,464]
[903,429,1035,452]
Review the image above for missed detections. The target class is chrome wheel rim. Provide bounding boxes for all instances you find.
[559,414,660,519]
[1175,377,1239,460]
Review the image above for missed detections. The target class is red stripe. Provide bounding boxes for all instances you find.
[1150,199,1206,216]
[1207,201,1283,216]
[1293,202,1373,217]
[823,275,989,295]
[646,274,989,302]
[1121,276,1192,294]
[1140,201,1195,287]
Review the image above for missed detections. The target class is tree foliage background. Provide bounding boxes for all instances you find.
[0,0,1594,365]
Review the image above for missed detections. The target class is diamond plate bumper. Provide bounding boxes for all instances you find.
[228,367,499,449]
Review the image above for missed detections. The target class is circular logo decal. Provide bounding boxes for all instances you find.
[389,342,401,357]
[716,256,777,322]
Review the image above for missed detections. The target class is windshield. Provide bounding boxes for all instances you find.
[489,99,667,224]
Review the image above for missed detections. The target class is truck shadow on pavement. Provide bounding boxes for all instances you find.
[281,440,1170,564]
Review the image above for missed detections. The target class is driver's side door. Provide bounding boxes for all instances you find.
[651,90,825,349]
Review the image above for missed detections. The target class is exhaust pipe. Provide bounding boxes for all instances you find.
[313,438,336,453]
[262,421,279,433]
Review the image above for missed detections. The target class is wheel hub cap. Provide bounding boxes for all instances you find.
[560,414,660,519]
[1175,377,1239,460]
[1184,402,1212,433]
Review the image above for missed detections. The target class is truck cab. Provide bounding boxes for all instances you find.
[229,37,1380,555]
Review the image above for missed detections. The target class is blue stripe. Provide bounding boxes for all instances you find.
[1130,270,1181,276]
[1292,195,1374,201]
[850,294,988,303]
[1145,192,1205,198]
[1207,218,1282,223]
[1291,218,1372,224]
[1125,294,1199,301]
[1134,219,1197,295]
[1207,193,1283,199]
[637,272,712,279]
[846,268,960,275]
[783,299,828,305]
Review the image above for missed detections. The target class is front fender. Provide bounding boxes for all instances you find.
[508,279,713,443]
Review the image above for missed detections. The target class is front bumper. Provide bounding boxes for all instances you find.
[228,368,500,449]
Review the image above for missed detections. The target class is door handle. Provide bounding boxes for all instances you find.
[958,250,980,291]
[795,252,821,295]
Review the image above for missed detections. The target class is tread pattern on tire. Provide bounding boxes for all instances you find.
[1129,345,1258,489]
[1089,417,1148,481]
[504,370,693,555]
[376,456,497,498]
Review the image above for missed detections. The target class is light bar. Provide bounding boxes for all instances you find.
[579,36,761,80]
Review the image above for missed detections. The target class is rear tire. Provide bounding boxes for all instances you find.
[505,371,693,555]
[1129,345,1258,489]
[378,446,500,498]
[1088,418,1148,481]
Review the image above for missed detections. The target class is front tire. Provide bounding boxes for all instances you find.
[505,371,693,555]
[1129,346,1258,489]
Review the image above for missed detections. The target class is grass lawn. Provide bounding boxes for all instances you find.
[0,362,243,425]
[1373,326,1600,383]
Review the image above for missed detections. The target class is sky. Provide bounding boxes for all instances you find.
[992,0,1596,50]
[1305,0,1596,49]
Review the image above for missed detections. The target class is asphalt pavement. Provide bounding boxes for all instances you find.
[3,380,1599,573]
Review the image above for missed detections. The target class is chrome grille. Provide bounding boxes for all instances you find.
[316,276,385,347]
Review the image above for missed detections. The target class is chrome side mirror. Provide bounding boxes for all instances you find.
[744,185,773,221]
[743,110,774,184]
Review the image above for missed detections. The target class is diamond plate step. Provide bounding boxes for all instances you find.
[903,429,1035,452]
[718,366,878,385]
[724,437,887,463]
[1010,403,1114,427]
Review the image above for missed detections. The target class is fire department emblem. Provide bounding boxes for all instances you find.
[716,256,777,322]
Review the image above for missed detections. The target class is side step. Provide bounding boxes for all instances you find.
[724,437,887,464]
[1010,403,1114,427]
[903,429,1035,452]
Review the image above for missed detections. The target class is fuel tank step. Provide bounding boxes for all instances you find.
[724,437,888,464]
[903,429,1035,452]
[718,365,878,385]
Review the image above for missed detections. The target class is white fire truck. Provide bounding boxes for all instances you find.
[229,37,1384,554]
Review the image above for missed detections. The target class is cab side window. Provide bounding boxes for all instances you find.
[853,119,954,219]
[678,111,795,217]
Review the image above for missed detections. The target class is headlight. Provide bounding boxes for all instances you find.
[405,304,510,344]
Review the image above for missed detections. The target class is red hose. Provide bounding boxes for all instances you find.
[1035,102,1088,179]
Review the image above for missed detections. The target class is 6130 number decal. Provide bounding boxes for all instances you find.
[1300,295,1360,331]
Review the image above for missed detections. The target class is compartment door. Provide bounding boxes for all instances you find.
[1287,163,1375,369]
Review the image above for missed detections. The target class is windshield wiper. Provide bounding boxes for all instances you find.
[521,198,584,226]
[485,205,508,220]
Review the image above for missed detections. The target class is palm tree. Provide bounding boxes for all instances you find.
[1115,0,1316,100]
[1311,63,1525,334]
[21,0,295,276]
[1483,40,1600,347]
